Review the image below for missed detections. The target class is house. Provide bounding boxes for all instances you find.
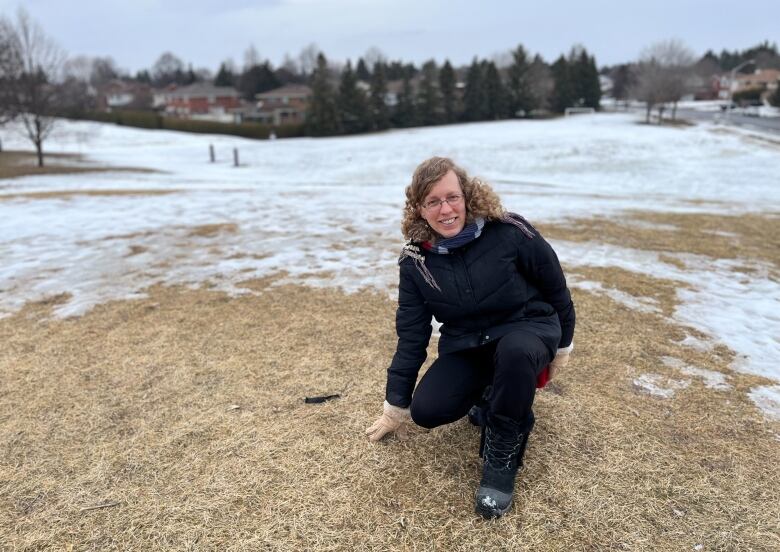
[160,83,243,122]
[238,84,312,126]
[734,69,780,97]
[715,69,780,100]
[96,79,152,111]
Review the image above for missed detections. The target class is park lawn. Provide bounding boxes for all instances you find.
[0,150,155,180]
[1,260,778,550]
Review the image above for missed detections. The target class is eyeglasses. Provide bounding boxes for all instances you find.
[421,194,463,210]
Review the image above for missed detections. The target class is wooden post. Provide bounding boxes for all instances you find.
[209,144,215,163]
[233,148,239,167]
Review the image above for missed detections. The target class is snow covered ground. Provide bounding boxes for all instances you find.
[1,113,778,418]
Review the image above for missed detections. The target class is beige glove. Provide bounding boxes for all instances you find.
[549,343,573,381]
[366,401,412,443]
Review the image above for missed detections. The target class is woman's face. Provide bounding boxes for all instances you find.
[419,170,466,239]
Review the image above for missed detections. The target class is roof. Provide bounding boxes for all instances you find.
[166,83,241,99]
[735,69,780,84]
[255,84,312,99]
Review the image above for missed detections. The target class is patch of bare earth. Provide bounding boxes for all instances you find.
[0,150,157,181]
[1,276,777,550]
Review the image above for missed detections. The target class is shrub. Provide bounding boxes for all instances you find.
[71,111,305,140]
[732,87,763,105]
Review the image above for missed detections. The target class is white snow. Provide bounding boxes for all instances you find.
[1,112,779,419]
[660,356,731,390]
[633,374,691,399]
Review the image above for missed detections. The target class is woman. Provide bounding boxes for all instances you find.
[365,157,575,519]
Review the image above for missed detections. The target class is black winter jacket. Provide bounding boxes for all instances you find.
[385,219,575,408]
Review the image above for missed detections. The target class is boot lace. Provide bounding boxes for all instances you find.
[484,426,524,471]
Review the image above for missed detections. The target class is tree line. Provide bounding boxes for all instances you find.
[2,7,779,165]
[304,45,600,136]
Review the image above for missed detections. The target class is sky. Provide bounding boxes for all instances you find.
[1,0,779,74]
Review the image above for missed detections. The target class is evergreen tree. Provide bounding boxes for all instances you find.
[527,54,553,113]
[369,62,390,131]
[306,53,342,136]
[551,55,575,112]
[392,67,417,128]
[570,48,601,109]
[239,61,280,100]
[417,60,442,125]
[439,60,457,123]
[462,58,488,121]
[214,63,235,87]
[484,61,509,119]
[356,58,371,81]
[337,60,369,134]
[386,60,410,80]
[507,44,535,116]
[610,64,634,103]
[184,64,197,85]
[135,70,151,84]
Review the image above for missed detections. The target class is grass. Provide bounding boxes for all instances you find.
[1,203,779,549]
[0,150,156,180]
[1,269,778,550]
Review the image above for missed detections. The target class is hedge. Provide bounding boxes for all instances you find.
[71,111,305,140]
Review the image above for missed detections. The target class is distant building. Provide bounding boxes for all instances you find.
[159,83,243,121]
[735,69,780,96]
[716,69,780,101]
[96,80,152,111]
[237,84,312,126]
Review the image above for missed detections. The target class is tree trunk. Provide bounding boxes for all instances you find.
[35,117,44,167]
[672,101,678,121]
[645,103,651,123]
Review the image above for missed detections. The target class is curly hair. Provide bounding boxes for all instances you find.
[401,157,506,242]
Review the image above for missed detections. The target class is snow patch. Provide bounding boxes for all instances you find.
[748,385,780,422]
[633,373,691,398]
[660,356,731,390]
[568,277,661,314]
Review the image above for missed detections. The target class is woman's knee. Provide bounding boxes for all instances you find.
[410,396,461,429]
[410,399,442,428]
[495,335,550,375]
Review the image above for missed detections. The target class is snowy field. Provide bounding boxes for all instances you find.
[1,113,779,419]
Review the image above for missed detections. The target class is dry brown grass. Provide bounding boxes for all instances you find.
[1,271,778,550]
[0,150,156,180]
[2,205,779,549]
[0,190,177,201]
[540,211,780,271]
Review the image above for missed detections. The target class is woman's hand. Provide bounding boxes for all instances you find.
[366,401,412,443]
[549,343,573,380]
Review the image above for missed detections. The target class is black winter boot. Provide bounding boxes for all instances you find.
[475,411,534,519]
[467,385,492,427]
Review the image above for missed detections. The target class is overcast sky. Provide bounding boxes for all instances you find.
[2,0,778,74]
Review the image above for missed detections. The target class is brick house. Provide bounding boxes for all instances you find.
[96,79,152,111]
[240,84,312,126]
[160,83,243,120]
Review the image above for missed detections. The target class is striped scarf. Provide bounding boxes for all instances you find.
[421,217,486,254]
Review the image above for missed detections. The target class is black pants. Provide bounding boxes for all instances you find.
[410,329,554,429]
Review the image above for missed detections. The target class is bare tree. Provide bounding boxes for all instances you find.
[151,52,185,86]
[0,16,22,126]
[243,44,260,70]
[362,46,386,71]
[634,39,695,122]
[3,9,66,166]
[297,43,321,77]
